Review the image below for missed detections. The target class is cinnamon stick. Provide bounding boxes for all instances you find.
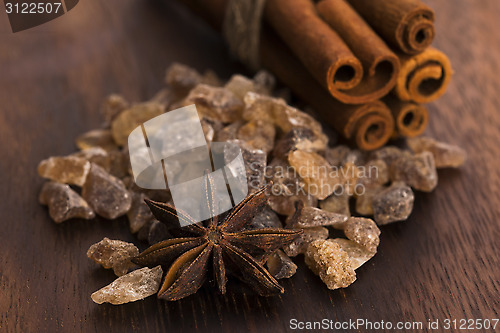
[261,31,394,150]
[348,0,435,55]
[315,0,400,104]
[383,96,428,138]
[265,0,399,105]
[264,0,362,102]
[394,48,452,104]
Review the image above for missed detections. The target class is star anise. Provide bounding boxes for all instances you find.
[132,174,302,301]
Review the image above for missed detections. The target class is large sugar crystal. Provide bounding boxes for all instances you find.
[288,151,341,200]
[91,266,163,305]
[201,118,222,143]
[215,121,243,142]
[39,182,95,223]
[224,140,267,193]
[266,158,317,215]
[82,164,132,219]
[183,84,243,123]
[369,146,408,168]
[272,104,324,137]
[325,145,351,167]
[38,156,90,186]
[357,159,389,187]
[273,128,328,158]
[224,74,256,100]
[165,62,202,94]
[87,237,139,276]
[390,151,438,192]
[127,192,154,234]
[319,192,351,217]
[246,207,282,230]
[407,136,467,168]
[343,217,380,253]
[101,94,129,125]
[288,206,347,229]
[266,249,297,279]
[242,92,282,123]
[201,69,223,87]
[106,149,130,179]
[237,120,276,153]
[72,147,110,171]
[354,184,384,216]
[76,129,117,151]
[253,70,275,95]
[283,227,329,257]
[148,219,171,245]
[243,93,326,141]
[305,239,356,290]
[331,238,375,270]
[372,182,415,225]
[111,102,165,146]
[342,150,366,166]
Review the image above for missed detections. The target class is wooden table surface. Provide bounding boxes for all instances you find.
[0,0,499,332]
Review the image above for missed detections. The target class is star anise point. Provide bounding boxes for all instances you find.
[133,174,302,300]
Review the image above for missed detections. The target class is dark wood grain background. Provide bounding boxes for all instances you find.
[0,0,498,332]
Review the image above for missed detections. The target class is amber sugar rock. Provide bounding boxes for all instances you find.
[331,238,375,270]
[82,164,132,219]
[305,239,356,290]
[390,151,438,192]
[283,226,329,257]
[288,150,341,200]
[372,182,415,225]
[266,249,298,279]
[288,206,348,229]
[407,136,467,168]
[39,181,95,223]
[87,238,139,276]
[343,217,381,253]
[91,266,163,305]
[38,156,90,186]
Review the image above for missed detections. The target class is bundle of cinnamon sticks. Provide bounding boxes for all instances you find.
[175,0,452,150]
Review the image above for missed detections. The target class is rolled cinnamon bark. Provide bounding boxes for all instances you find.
[261,32,394,150]
[315,0,400,104]
[394,48,452,104]
[265,0,399,105]
[383,96,428,138]
[348,0,435,55]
